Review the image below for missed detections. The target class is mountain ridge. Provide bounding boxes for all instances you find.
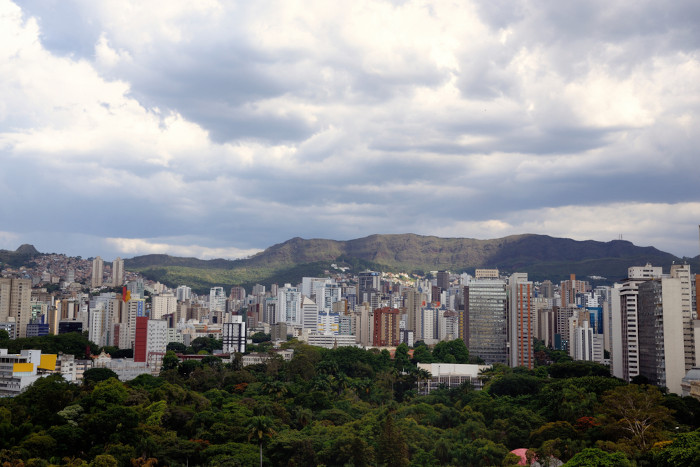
[123,233,698,291]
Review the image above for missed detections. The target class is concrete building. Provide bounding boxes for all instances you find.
[152,293,177,320]
[0,349,57,395]
[416,363,491,394]
[373,307,400,347]
[509,273,535,369]
[176,285,192,302]
[112,257,124,287]
[278,284,302,326]
[638,277,686,394]
[91,256,104,288]
[222,315,246,353]
[0,278,32,338]
[464,279,507,364]
[209,287,226,313]
[146,319,168,358]
[560,274,590,307]
[301,296,319,330]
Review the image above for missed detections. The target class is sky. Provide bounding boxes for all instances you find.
[1,0,699,261]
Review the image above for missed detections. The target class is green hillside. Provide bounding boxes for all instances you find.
[124,234,699,292]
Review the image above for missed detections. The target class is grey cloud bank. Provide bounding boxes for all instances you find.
[1,0,699,260]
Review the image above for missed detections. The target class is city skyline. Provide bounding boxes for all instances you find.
[1,1,699,260]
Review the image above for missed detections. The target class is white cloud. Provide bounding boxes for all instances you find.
[104,237,262,260]
[1,0,699,260]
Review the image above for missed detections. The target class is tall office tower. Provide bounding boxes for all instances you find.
[638,277,685,394]
[618,264,663,381]
[264,297,278,324]
[251,284,266,296]
[209,287,226,312]
[436,271,450,291]
[176,285,192,302]
[372,307,400,347]
[112,257,124,287]
[91,256,104,288]
[358,271,381,302]
[278,284,302,326]
[222,315,246,353]
[301,296,319,330]
[560,274,590,306]
[403,288,425,340]
[509,273,535,369]
[670,264,694,371]
[152,293,177,320]
[464,279,508,364]
[229,286,246,301]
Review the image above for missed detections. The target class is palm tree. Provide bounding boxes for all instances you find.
[247,415,276,467]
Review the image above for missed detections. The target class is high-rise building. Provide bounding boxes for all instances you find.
[278,284,302,326]
[436,271,450,291]
[152,293,177,320]
[133,316,149,362]
[91,257,104,288]
[618,264,662,381]
[670,264,694,371]
[209,287,226,312]
[372,307,400,347]
[638,277,685,394]
[0,279,32,339]
[464,279,507,364]
[301,296,319,330]
[146,319,168,359]
[358,271,381,303]
[509,273,535,369]
[229,286,246,301]
[222,315,246,353]
[560,274,589,307]
[112,257,124,287]
[176,285,192,302]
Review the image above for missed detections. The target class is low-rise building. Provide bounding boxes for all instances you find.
[416,362,491,394]
[0,349,58,395]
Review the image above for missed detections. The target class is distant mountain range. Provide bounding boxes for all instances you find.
[2,235,697,293]
[124,234,699,292]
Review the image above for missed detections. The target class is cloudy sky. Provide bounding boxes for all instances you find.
[1,0,699,260]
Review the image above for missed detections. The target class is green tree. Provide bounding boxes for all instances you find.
[82,368,118,386]
[653,430,700,466]
[88,454,118,467]
[433,339,469,363]
[565,447,632,466]
[247,416,276,467]
[599,384,673,452]
[378,414,409,467]
[166,342,187,353]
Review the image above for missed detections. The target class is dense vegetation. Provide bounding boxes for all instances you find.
[3,337,700,466]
